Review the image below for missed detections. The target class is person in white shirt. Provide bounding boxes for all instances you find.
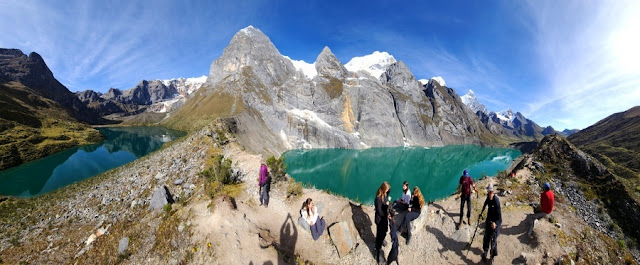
[301,198,326,240]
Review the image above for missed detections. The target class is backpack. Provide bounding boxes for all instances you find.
[461,176,473,196]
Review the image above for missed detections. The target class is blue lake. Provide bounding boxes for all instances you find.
[0,126,184,197]
[284,146,521,205]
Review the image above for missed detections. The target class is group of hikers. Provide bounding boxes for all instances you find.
[258,161,555,264]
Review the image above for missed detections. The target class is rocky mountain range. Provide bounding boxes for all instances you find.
[459,89,564,141]
[76,76,206,117]
[164,26,498,155]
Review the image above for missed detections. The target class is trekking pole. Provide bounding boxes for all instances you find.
[466,212,483,257]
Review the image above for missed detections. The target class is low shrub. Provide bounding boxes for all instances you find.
[266,155,287,182]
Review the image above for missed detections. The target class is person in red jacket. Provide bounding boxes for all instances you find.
[528,182,554,237]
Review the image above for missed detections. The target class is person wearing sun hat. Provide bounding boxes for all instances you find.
[528,182,555,237]
[480,183,501,263]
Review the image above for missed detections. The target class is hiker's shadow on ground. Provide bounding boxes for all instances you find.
[278,213,298,265]
[427,226,483,264]
[501,213,539,248]
[349,202,376,258]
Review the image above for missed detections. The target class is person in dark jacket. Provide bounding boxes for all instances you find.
[375,181,391,262]
[387,208,399,265]
[481,183,501,263]
[400,186,425,245]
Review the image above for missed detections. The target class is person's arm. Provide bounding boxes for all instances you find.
[375,197,385,219]
[495,197,502,226]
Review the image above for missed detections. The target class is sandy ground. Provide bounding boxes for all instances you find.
[185,143,584,265]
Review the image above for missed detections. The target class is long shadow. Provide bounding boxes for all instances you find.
[501,213,539,248]
[277,213,298,265]
[349,202,376,258]
[427,226,483,264]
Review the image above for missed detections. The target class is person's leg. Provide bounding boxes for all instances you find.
[465,196,472,223]
[264,188,270,207]
[459,197,466,224]
[490,229,498,258]
[482,225,491,260]
[527,212,547,236]
[259,187,264,205]
[404,212,419,242]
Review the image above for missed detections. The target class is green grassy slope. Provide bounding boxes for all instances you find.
[0,82,103,170]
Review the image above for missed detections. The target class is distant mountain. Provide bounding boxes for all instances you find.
[541,126,558,136]
[0,48,103,170]
[460,90,546,141]
[76,76,206,117]
[561,128,579,136]
[460,89,488,115]
[163,26,498,154]
[569,106,640,182]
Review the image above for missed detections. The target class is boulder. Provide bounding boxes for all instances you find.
[328,221,358,258]
[149,185,175,210]
[395,205,428,235]
[118,237,129,255]
[173,178,184,185]
[451,226,471,243]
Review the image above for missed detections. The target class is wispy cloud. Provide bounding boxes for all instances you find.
[0,0,265,92]
[521,0,640,129]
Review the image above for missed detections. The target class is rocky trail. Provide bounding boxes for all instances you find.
[0,127,636,264]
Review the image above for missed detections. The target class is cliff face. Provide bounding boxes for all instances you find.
[0,48,103,124]
[166,26,495,155]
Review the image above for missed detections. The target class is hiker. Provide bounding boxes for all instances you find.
[301,198,326,241]
[480,183,502,263]
[457,169,478,228]
[400,186,425,245]
[375,181,391,262]
[258,161,270,207]
[528,182,554,237]
[393,181,411,211]
[387,208,399,265]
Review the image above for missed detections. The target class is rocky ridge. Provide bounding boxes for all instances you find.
[166,26,496,155]
[76,76,207,117]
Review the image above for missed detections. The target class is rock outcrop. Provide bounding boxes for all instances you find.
[534,135,640,244]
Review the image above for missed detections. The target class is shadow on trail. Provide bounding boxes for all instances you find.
[278,213,298,265]
[427,226,483,264]
[501,213,539,248]
[349,202,376,259]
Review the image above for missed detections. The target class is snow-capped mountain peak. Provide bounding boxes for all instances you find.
[344,51,397,78]
[496,108,515,122]
[284,56,317,79]
[461,89,488,114]
[417,79,429,86]
[161,75,207,95]
[429,76,446,87]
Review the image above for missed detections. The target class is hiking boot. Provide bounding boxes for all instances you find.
[456,223,460,230]
[481,256,487,263]
[406,237,411,245]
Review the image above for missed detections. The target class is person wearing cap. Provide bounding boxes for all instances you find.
[480,183,501,263]
[528,182,555,237]
[457,169,478,229]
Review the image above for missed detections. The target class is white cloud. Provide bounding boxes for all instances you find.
[522,0,640,129]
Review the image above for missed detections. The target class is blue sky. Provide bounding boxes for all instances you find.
[1,0,639,130]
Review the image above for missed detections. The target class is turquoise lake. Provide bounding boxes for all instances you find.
[284,146,521,205]
[0,126,184,197]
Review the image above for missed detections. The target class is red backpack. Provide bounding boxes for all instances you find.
[461,176,473,196]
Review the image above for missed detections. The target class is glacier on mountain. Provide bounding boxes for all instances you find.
[344,51,396,78]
